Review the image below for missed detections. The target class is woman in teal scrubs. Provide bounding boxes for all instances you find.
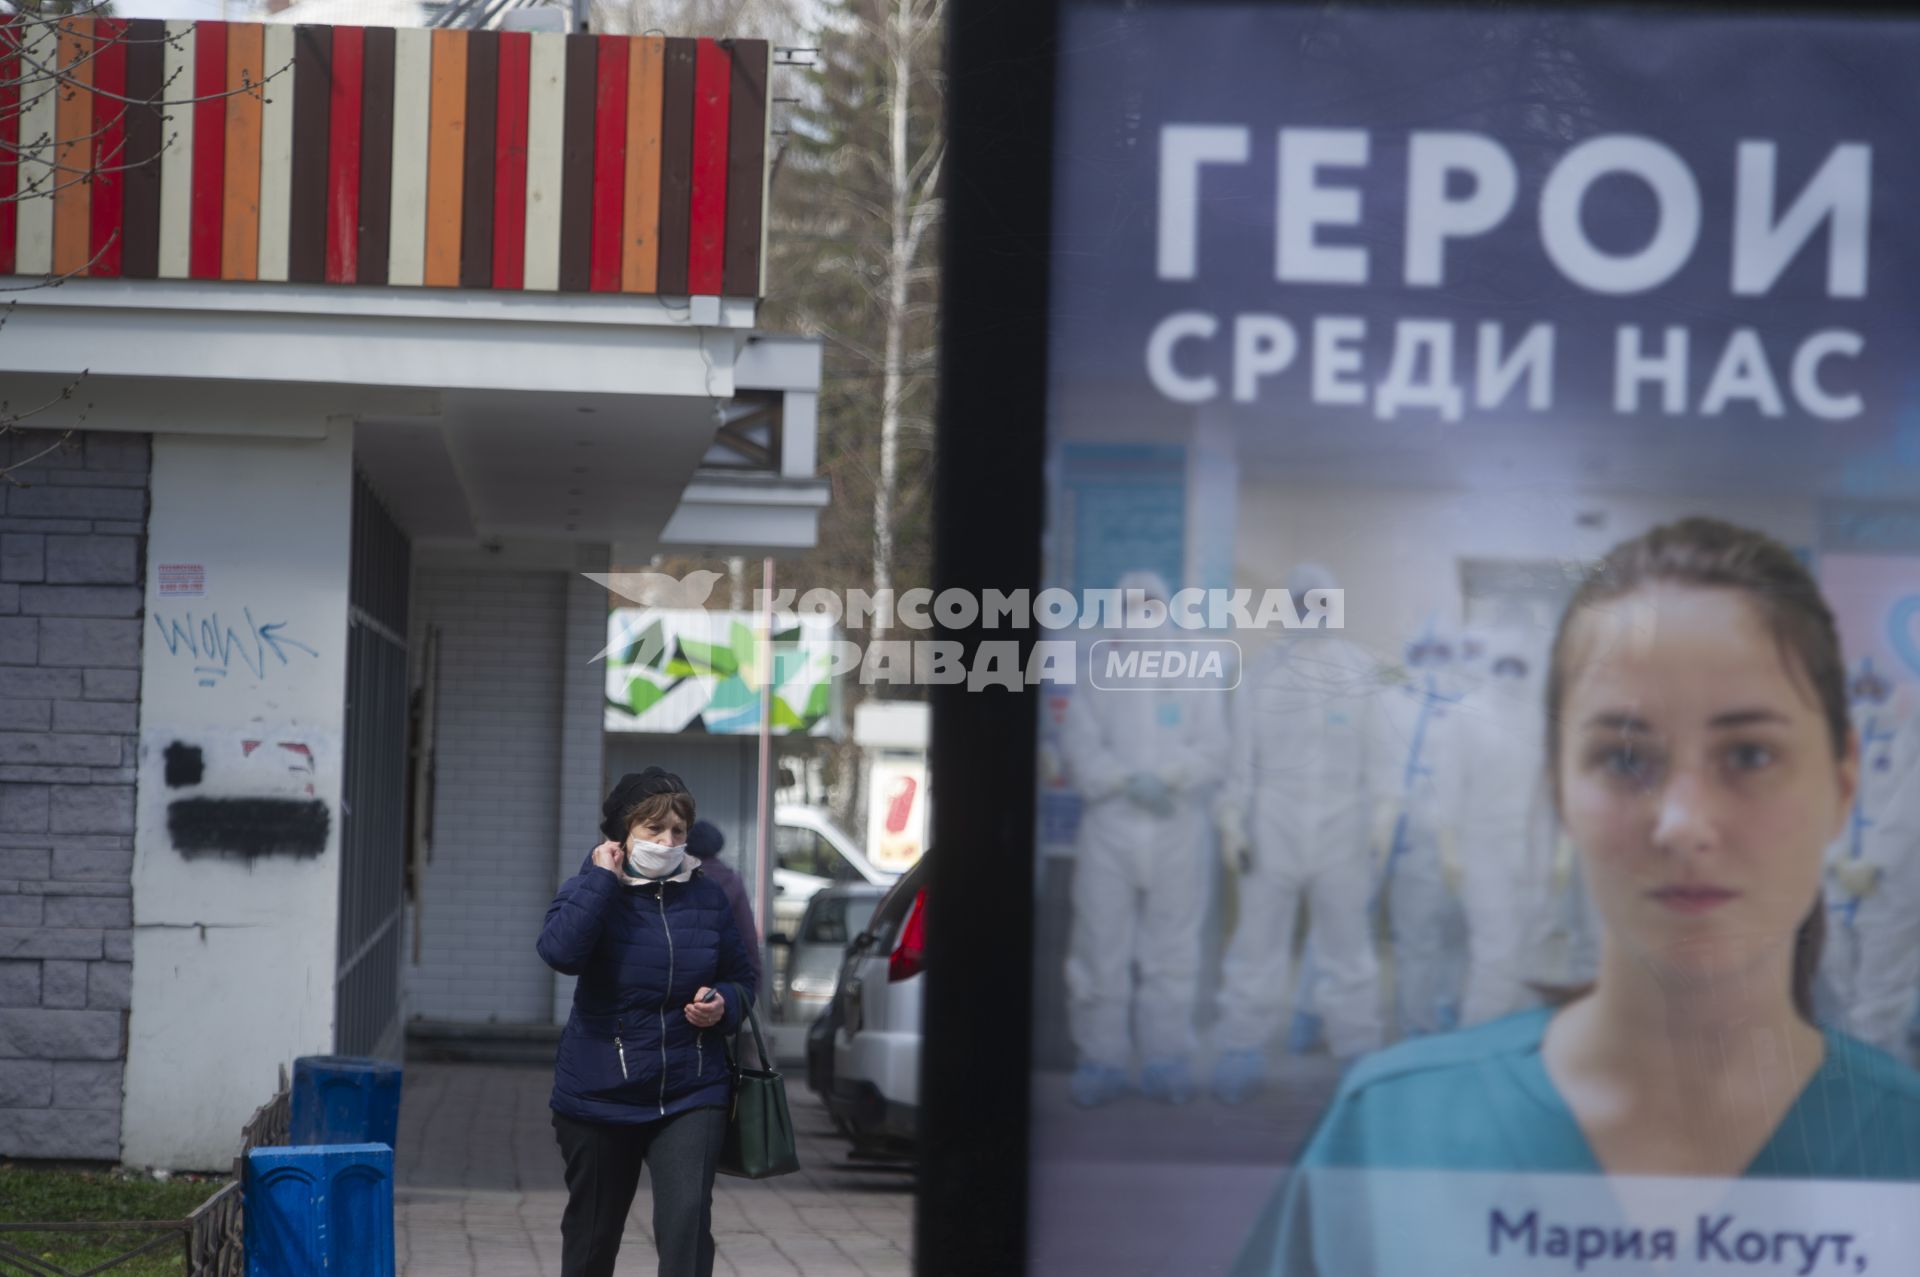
[1236,518,1920,1275]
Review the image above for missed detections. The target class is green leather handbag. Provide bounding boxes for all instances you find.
[718,1001,801,1179]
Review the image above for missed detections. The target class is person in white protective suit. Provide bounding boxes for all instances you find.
[1817,659,1920,1058]
[1373,621,1472,1039]
[1210,564,1384,1104]
[1451,632,1561,1027]
[1060,571,1231,1107]
[1280,625,1502,1054]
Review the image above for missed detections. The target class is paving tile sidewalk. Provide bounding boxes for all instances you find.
[394,1062,913,1277]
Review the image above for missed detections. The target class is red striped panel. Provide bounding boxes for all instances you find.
[589,35,628,293]
[325,25,365,284]
[492,30,531,290]
[0,16,18,275]
[90,18,129,278]
[687,38,729,295]
[189,21,227,279]
[557,33,596,292]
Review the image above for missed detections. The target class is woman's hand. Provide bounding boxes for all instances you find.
[590,840,624,874]
[685,987,725,1028]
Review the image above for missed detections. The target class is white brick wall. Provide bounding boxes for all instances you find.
[550,554,610,1023]
[406,568,566,1024]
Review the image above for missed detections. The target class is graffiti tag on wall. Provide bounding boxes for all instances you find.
[167,797,330,859]
[151,607,320,688]
[159,735,331,859]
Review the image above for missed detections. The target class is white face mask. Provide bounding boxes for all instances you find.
[626,836,687,880]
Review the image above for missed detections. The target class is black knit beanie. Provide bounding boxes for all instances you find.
[600,767,690,842]
[686,820,725,860]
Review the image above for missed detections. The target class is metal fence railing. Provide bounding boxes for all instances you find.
[0,1217,188,1277]
[337,468,410,1058]
[0,1069,290,1277]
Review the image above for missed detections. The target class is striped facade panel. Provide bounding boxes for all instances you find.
[223,22,265,282]
[723,40,768,298]
[621,36,664,294]
[491,30,531,291]
[521,31,565,291]
[657,37,694,296]
[287,25,330,283]
[459,30,498,289]
[156,21,194,278]
[424,27,466,288]
[51,19,92,278]
[189,20,227,280]
[557,33,595,293]
[257,23,295,281]
[388,27,431,287]
[687,37,729,297]
[325,24,365,284]
[589,35,627,294]
[0,20,770,297]
[359,27,396,286]
[14,20,54,276]
[0,17,19,276]
[90,19,129,278]
[121,19,165,279]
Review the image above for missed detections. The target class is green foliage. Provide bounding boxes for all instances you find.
[0,1165,221,1277]
[0,1165,216,1229]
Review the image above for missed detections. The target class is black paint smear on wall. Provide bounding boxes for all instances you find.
[164,742,204,788]
[169,798,331,859]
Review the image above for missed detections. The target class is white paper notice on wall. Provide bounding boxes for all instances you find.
[157,564,207,597]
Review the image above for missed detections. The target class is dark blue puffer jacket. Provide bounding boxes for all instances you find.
[537,857,756,1125]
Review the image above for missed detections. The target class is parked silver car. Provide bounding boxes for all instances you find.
[823,852,928,1157]
[767,882,886,1063]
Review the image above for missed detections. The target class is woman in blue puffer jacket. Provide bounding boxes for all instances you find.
[537,766,757,1277]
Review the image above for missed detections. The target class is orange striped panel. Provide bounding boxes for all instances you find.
[52,18,93,277]
[222,22,264,280]
[621,36,663,293]
[424,28,468,288]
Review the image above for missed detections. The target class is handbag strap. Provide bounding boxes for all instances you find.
[723,996,773,1072]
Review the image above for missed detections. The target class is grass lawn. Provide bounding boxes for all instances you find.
[0,1164,224,1277]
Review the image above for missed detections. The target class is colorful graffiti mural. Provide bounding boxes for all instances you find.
[602,607,840,736]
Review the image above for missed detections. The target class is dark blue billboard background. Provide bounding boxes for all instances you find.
[1049,5,1920,454]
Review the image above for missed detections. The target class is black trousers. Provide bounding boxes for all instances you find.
[552,1106,728,1277]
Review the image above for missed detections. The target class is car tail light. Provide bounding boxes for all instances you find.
[888,889,927,982]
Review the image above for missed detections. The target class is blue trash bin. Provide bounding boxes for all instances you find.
[289,1056,403,1149]
[245,1143,395,1277]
